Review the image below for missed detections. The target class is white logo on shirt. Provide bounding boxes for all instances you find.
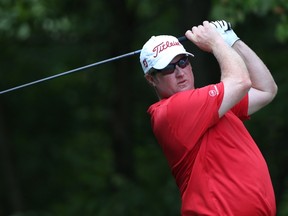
[209,85,219,97]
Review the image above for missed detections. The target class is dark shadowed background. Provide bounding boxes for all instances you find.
[0,0,288,215]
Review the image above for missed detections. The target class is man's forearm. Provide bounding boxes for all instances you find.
[232,40,277,95]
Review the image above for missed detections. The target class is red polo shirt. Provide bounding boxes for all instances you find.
[148,82,276,216]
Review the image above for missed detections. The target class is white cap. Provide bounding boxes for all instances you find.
[140,35,194,74]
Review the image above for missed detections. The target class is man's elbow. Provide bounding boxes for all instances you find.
[242,78,252,93]
[269,83,278,102]
[262,83,278,106]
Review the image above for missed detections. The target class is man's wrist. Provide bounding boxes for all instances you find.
[231,38,241,47]
[226,30,240,47]
[211,20,240,47]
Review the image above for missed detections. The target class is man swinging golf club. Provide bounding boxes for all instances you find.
[140,20,277,215]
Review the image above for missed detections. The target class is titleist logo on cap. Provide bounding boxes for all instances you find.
[152,41,181,58]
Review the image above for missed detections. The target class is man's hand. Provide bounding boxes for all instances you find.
[185,21,227,53]
[210,20,240,47]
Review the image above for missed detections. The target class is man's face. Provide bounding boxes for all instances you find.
[146,55,195,99]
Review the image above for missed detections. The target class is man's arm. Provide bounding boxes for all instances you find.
[185,21,251,117]
[233,40,278,115]
[211,20,278,115]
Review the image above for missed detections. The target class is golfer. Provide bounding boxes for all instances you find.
[140,20,277,215]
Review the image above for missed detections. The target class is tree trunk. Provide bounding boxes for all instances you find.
[178,0,219,87]
[0,104,23,215]
[108,0,137,181]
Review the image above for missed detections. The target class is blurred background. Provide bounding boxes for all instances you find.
[0,0,287,215]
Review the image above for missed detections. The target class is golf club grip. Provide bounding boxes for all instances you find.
[178,36,187,42]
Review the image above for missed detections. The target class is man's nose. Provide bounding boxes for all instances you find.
[175,66,185,76]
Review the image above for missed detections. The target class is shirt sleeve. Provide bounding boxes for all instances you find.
[166,82,224,149]
[230,94,250,121]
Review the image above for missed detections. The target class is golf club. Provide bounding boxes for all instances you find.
[0,36,187,95]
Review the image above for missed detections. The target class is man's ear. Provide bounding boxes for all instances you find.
[145,74,158,87]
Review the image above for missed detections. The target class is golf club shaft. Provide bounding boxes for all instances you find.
[0,36,187,95]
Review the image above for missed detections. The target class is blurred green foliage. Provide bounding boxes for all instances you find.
[0,0,287,215]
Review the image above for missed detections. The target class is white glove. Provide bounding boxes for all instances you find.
[210,20,240,47]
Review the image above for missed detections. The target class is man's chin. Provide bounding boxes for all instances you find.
[178,84,194,92]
